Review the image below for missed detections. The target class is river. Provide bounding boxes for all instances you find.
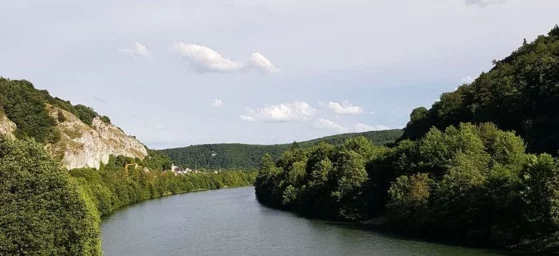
[101,187,504,256]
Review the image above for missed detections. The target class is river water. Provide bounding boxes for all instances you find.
[101,187,504,256]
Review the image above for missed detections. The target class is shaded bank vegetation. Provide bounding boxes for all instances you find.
[255,26,559,252]
[255,124,559,251]
[0,137,256,256]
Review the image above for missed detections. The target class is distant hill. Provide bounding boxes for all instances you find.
[158,129,403,170]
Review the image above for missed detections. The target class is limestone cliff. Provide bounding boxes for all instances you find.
[45,105,148,169]
[0,114,16,139]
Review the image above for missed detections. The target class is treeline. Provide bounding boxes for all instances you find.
[70,154,257,217]
[0,78,110,143]
[403,26,559,154]
[0,136,256,256]
[255,123,559,250]
[159,129,403,170]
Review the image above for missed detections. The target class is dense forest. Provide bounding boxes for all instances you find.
[403,25,559,155]
[159,129,403,170]
[0,78,111,143]
[254,27,559,252]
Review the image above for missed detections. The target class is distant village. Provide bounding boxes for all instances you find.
[167,151,220,175]
[168,164,220,175]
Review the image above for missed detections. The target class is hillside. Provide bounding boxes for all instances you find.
[158,129,403,170]
[254,26,559,252]
[403,25,559,155]
[0,78,148,169]
[0,77,257,255]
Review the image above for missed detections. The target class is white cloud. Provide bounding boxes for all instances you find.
[239,115,255,122]
[465,0,508,7]
[240,101,315,122]
[120,42,150,57]
[172,43,279,74]
[315,118,348,132]
[212,98,224,107]
[460,75,476,84]
[321,101,364,114]
[369,111,375,115]
[355,123,389,132]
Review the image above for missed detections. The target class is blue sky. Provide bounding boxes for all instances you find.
[1,0,558,149]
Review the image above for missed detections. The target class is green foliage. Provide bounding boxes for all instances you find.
[73,105,98,126]
[402,26,559,155]
[255,124,559,250]
[386,173,431,231]
[159,129,403,170]
[0,79,59,143]
[0,78,111,143]
[255,136,372,220]
[0,137,100,256]
[72,161,257,217]
[100,115,111,124]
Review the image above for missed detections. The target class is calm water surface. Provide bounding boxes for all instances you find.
[101,187,503,256]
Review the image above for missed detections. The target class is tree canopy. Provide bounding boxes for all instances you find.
[0,138,100,255]
[402,26,559,155]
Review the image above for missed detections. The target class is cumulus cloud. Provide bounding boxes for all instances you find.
[465,0,509,7]
[239,101,315,122]
[321,101,364,114]
[212,98,224,107]
[172,43,279,74]
[315,118,348,132]
[461,75,476,84]
[355,123,389,132]
[120,42,150,57]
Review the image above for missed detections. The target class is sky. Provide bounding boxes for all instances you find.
[1,0,558,149]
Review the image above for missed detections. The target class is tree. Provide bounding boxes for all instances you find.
[386,173,431,231]
[57,109,66,123]
[0,138,101,256]
[520,154,559,240]
[329,149,368,220]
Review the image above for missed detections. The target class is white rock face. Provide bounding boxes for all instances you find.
[45,106,148,169]
[0,114,16,139]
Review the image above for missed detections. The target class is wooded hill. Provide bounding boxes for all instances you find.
[254,25,559,252]
[402,25,559,155]
[158,129,403,170]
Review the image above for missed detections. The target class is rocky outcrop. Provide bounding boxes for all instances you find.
[45,105,148,170]
[0,114,16,139]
